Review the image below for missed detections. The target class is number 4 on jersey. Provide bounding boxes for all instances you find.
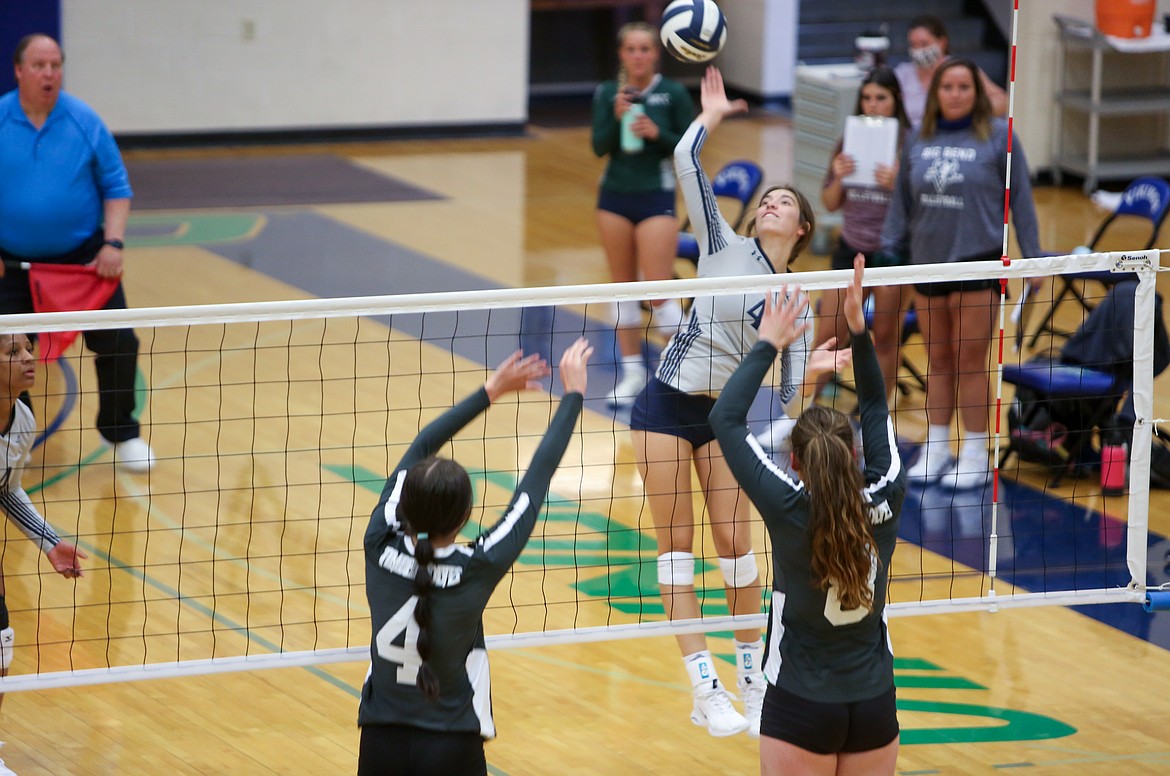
[375,596,422,685]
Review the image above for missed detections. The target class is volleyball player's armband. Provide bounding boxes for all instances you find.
[871,250,906,267]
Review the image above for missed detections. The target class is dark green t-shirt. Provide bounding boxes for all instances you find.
[591,75,695,194]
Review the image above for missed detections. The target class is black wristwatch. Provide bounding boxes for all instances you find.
[104,238,125,250]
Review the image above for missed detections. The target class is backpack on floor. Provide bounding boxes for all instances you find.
[1007,384,1072,467]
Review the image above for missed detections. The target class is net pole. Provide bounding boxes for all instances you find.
[1126,250,1160,587]
[988,0,1023,602]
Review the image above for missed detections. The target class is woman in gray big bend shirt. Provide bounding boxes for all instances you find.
[880,58,1041,490]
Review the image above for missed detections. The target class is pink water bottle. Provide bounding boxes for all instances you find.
[1100,441,1127,496]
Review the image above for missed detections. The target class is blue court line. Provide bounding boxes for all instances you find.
[32,357,78,451]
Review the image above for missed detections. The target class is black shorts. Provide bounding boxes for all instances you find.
[358,724,486,776]
[759,682,899,755]
[830,236,874,271]
[630,377,717,449]
[913,251,1002,297]
[597,189,676,225]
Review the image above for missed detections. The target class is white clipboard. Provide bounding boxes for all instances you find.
[841,116,898,188]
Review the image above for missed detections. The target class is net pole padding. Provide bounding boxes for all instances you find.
[0,588,1145,694]
[0,253,1132,336]
[1126,249,1161,587]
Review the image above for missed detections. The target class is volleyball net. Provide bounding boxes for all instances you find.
[0,249,1163,692]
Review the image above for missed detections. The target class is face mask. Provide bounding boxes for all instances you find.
[910,43,943,69]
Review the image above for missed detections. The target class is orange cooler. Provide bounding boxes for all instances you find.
[1096,0,1156,38]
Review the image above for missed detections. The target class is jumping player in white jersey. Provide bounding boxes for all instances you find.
[0,333,87,775]
[710,258,904,775]
[357,339,591,776]
[630,67,846,738]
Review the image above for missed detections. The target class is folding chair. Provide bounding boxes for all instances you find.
[999,360,1124,487]
[676,159,764,265]
[1029,176,1170,347]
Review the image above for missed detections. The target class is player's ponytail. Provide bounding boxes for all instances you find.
[398,456,473,702]
[791,406,877,612]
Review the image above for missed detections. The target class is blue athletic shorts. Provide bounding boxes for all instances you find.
[759,681,899,754]
[597,189,676,225]
[630,377,717,449]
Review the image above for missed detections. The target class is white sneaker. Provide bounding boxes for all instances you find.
[938,453,990,490]
[605,369,647,408]
[691,681,749,737]
[755,416,797,453]
[907,448,955,483]
[105,437,157,473]
[738,674,766,739]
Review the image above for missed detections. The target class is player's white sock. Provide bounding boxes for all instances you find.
[683,650,717,688]
[908,424,954,481]
[650,299,684,336]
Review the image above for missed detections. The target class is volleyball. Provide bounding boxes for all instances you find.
[660,0,728,63]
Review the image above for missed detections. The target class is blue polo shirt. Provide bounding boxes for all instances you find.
[0,90,133,258]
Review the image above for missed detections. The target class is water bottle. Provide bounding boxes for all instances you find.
[620,100,645,154]
[1100,439,1128,496]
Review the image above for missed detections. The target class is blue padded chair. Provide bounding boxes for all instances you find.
[676,159,764,265]
[1029,176,1170,347]
[999,360,1123,486]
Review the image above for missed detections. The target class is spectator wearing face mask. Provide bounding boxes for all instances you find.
[892,15,1007,128]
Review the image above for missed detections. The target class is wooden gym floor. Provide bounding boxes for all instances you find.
[1,109,1169,774]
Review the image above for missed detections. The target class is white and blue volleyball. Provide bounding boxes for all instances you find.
[660,0,728,63]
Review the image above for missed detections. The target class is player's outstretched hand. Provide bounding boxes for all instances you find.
[47,540,87,579]
[758,285,810,351]
[844,254,867,335]
[700,66,748,121]
[806,337,853,382]
[559,337,593,396]
[485,350,551,402]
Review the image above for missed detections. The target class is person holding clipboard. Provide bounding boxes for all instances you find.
[810,66,911,406]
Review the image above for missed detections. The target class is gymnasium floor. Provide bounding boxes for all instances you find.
[1,109,1169,774]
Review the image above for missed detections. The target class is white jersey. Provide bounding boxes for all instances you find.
[0,402,59,553]
[656,121,812,411]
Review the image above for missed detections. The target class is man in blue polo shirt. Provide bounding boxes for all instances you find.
[0,33,154,473]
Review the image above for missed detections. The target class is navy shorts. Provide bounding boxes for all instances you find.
[630,378,717,449]
[358,724,486,776]
[759,682,899,755]
[597,189,676,225]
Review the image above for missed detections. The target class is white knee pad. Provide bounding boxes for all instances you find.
[718,552,759,588]
[614,300,644,328]
[0,627,13,671]
[657,552,695,587]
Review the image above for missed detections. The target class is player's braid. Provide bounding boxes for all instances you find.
[398,456,473,703]
[412,534,440,701]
